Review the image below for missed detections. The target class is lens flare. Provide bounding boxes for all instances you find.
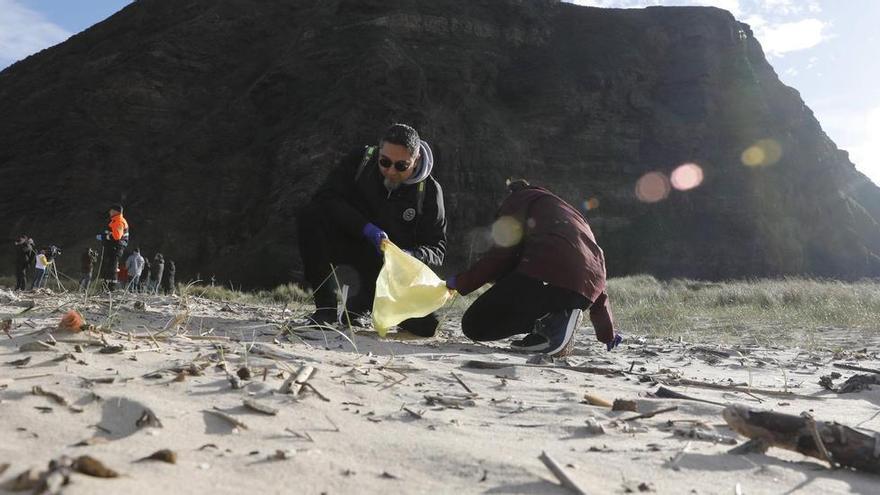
[582,197,600,210]
[741,139,783,167]
[670,163,704,191]
[635,172,670,203]
[491,216,523,247]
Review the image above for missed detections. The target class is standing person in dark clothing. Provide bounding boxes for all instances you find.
[162,260,176,295]
[95,204,129,291]
[13,234,35,291]
[140,257,151,293]
[297,123,447,336]
[447,180,622,357]
[151,253,164,294]
[79,248,98,291]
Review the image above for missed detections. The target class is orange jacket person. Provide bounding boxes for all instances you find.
[96,204,130,291]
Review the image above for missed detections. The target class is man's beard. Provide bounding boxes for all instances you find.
[383,178,402,191]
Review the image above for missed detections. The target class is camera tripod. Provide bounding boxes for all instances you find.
[45,261,66,293]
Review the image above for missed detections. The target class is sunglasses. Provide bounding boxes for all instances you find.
[379,156,415,172]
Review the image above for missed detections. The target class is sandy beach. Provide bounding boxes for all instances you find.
[1,287,879,494]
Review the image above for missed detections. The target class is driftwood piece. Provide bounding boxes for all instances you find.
[32,386,69,406]
[424,394,477,408]
[833,363,880,375]
[279,365,315,396]
[204,409,249,430]
[136,449,177,464]
[463,360,621,376]
[20,341,56,352]
[582,393,612,407]
[538,451,588,495]
[722,405,880,473]
[670,378,822,401]
[612,399,638,412]
[654,386,726,407]
[243,399,279,416]
[450,372,475,395]
[624,406,678,422]
[837,374,880,394]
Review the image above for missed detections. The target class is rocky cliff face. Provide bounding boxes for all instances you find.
[2,0,879,286]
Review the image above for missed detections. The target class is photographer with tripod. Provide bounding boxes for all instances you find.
[31,246,57,290]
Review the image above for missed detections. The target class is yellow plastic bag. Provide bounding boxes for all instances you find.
[372,241,451,337]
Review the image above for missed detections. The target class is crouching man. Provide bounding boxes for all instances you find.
[447,180,622,357]
[297,123,447,337]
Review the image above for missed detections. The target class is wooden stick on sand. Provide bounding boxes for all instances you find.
[723,405,880,474]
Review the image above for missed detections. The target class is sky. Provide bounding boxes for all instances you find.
[0,0,877,185]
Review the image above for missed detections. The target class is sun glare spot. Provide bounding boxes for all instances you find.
[583,197,600,210]
[635,172,670,203]
[491,216,523,247]
[670,163,704,191]
[741,139,783,167]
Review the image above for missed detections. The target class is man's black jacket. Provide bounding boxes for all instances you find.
[310,146,447,267]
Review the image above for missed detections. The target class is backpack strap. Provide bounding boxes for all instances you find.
[354,145,377,182]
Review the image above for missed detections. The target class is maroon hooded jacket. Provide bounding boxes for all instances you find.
[454,186,614,343]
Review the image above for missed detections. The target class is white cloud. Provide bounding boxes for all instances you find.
[752,18,829,57]
[0,0,70,69]
[761,0,821,16]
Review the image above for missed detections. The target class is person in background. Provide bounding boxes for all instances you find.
[140,256,152,293]
[125,248,145,292]
[32,248,53,290]
[447,180,622,357]
[151,253,165,294]
[162,260,176,295]
[13,234,35,291]
[96,204,129,291]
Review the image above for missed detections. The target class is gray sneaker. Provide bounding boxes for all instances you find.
[535,308,583,357]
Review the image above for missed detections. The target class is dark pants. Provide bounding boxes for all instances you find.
[461,272,588,342]
[15,263,28,290]
[297,204,439,337]
[100,243,124,289]
[79,272,92,291]
[32,268,47,290]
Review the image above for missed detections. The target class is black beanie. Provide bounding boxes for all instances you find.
[110,204,124,213]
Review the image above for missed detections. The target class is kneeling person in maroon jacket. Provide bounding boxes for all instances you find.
[447,180,621,357]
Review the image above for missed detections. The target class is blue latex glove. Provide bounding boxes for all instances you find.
[606,333,623,351]
[96,234,103,241]
[446,275,457,290]
[362,223,388,253]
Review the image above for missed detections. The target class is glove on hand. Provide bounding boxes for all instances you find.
[606,333,623,352]
[362,223,388,253]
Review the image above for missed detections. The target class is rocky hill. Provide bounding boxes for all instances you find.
[2,0,878,286]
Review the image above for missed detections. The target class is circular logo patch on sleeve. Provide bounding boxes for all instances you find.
[402,208,417,222]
